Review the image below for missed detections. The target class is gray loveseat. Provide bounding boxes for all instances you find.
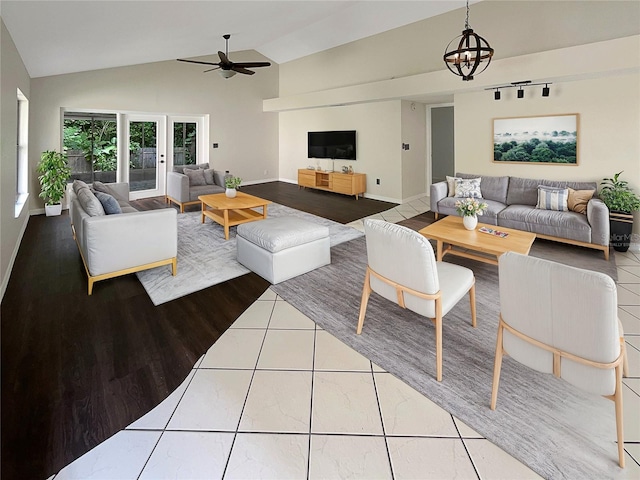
[166,162,227,212]
[69,180,177,294]
[430,173,610,259]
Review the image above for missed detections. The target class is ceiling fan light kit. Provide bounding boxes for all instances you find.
[177,34,271,79]
[443,0,494,81]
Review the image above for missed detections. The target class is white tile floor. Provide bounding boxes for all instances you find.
[52,201,640,479]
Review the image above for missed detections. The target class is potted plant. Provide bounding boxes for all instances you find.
[37,150,71,216]
[455,197,488,230]
[600,171,640,252]
[224,176,242,198]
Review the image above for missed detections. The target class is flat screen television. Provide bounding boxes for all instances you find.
[308,130,356,160]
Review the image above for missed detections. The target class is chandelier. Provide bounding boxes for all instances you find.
[443,0,494,81]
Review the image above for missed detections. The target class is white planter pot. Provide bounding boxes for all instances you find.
[225,188,237,198]
[45,203,62,216]
[462,215,478,230]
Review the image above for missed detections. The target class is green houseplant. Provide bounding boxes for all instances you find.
[600,171,640,252]
[37,150,71,216]
[224,176,242,198]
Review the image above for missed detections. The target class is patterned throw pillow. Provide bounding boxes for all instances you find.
[454,178,482,198]
[536,186,569,211]
[446,176,461,197]
[184,168,207,186]
[94,191,122,215]
[567,188,594,214]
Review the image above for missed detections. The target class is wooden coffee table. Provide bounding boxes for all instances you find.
[418,216,536,265]
[199,192,272,240]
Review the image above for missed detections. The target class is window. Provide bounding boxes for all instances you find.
[172,121,198,167]
[63,112,117,184]
[15,89,29,217]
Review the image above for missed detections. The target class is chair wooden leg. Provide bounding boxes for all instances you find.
[490,321,505,410]
[356,268,372,334]
[469,281,477,328]
[435,298,443,382]
[88,278,95,296]
[171,257,177,276]
[614,364,625,468]
[621,338,629,378]
[434,212,439,220]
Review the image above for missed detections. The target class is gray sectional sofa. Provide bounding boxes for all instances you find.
[430,173,610,259]
[69,180,177,294]
[166,162,227,212]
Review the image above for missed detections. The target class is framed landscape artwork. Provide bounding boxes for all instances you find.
[493,113,579,165]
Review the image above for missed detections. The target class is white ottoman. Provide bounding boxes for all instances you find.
[236,216,331,284]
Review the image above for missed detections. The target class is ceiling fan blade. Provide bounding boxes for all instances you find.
[232,67,256,75]
[218,51,231,66]
[232,61,271,68]
[177,59,220,66]
[203,66,221,73]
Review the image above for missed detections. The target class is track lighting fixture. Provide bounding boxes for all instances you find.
[488,80,553,100]
[443,0,494,81]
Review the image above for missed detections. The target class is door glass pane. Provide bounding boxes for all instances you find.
[173,122,198,167]
[129,121,157,192]
[64,112,117,184]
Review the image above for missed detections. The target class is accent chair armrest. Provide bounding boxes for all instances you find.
[587,198,610,247]
[167,171,190,202]
[430,181,448,213]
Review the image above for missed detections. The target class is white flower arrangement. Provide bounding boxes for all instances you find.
[455,198,488,217]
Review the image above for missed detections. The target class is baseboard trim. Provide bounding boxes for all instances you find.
[0,212,30,302]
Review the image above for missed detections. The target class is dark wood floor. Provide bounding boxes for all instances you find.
[0,182,397,480]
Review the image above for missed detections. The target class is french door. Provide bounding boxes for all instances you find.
[125,114,166,200]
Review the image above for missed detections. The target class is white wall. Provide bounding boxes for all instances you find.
[278,101,402,202]
[1,19,31,300]
[29,51,279,210]
[455,73,640,236]
[401,100,426,201]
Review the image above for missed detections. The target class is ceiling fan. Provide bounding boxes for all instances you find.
[177,34,271,79]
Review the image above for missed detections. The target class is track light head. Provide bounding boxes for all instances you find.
[494,89,501,100]
[542,84,550,97]
[517,88,524,99]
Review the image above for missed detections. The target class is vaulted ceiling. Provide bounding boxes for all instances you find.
[1,0,475,78]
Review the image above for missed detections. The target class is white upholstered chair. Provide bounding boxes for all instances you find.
[356,219,476,381]
[492,251,628,467]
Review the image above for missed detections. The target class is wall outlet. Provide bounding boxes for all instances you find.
[212,143,218,148]
[263,170,268,176]
[376,178,380,185]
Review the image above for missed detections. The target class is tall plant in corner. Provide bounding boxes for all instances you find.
[600,171,640,252]
[37,150,71,216]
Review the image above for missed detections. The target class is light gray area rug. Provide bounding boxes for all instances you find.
[272,236,624,480]
[137,204,363,305]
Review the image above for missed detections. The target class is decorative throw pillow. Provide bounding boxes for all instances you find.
[536,186,569,211]
[203,168,215,185]
[446,176,461,197]
[454,178,482,198]
[91,180,127,203]
[76,185,106,216]
[94,191,122,215]
[184,168,207,186]
[567,188,595,214]
[73,179,90,195]
[213,170,226,187]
